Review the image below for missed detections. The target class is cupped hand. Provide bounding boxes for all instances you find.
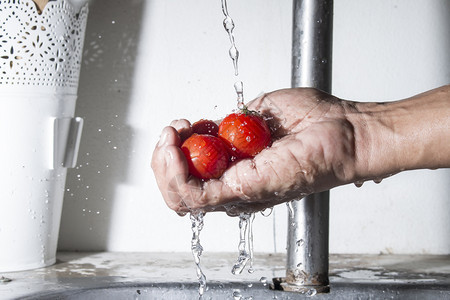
[151,88,358,215]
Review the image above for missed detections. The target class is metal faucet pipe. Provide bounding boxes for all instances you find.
[275,0,333,293]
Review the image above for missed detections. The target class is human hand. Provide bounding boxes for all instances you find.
[151,88,360,215]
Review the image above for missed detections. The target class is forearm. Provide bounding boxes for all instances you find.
[347,85,450,181]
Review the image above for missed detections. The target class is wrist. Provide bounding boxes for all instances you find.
[344,85,450,182]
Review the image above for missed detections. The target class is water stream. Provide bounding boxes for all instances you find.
[189,1,263,297]
[221,0,239,76]
[190,212,206,298]
[231,212,256,275]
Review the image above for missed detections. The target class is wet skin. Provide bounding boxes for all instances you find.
[152,88,360,215]
[152,85,450,216]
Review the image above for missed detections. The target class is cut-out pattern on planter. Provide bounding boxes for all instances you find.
[0,0,88,90]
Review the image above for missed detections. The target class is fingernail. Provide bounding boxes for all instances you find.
[170,119,180,127]
[158,131,169,147]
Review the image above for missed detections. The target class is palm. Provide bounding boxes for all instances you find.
[152,88,357,214]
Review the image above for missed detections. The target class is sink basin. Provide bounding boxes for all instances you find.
[23,280,450,299]
[2,252,450,299]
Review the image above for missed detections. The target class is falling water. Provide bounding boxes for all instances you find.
[221,0,239,76]
[190,212,207,298]
[221,0,247,110]
[286,201,294,217]
[231,212,255,275]
[234,81,245,110]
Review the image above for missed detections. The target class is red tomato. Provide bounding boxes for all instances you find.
[191,119,219,136]
[181,134,230,180]
[218,112,271,159]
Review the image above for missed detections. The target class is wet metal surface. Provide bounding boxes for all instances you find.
[0,252,450,299]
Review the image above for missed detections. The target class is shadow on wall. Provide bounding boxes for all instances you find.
[58,0,145,250]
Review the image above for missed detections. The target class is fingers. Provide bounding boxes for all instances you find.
[152,123,215,214]
[152,126,190,214]
[152,128,299,214]
[152,111,311,215]
[170,119,192,142]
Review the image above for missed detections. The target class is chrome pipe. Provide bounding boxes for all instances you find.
[291,0,333,91]
[283,0,333,293]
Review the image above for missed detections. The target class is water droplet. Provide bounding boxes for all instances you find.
[306,288,317,296]
[259,277,268,286]
[233,290,242,300]
[354,180,364,188]
[223,16,234,31]
[260,207,273,217]
[0,276,12,283]
[373,178,383,184]
[229,46,239,74]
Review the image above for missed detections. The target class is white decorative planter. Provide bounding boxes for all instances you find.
[0,0,88,272]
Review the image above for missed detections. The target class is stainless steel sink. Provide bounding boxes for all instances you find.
[2,252,450,299]
[24,280,450,300]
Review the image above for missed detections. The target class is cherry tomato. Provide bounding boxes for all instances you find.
[218,111,271,159]
[191,119,219,136]
[181,134,230,180]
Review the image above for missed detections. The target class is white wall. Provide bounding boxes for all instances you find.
[58,0,450,255]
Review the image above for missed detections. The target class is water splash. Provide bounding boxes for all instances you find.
[221,0,239,76]
[231,212,255,275]
[190,212,207,298]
